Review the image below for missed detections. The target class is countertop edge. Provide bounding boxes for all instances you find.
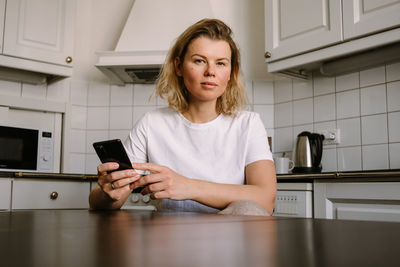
[0,171,98,181]
[1,170,400,182]
[277,170,400,182]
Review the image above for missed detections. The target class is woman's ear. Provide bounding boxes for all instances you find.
[174,57,182,77]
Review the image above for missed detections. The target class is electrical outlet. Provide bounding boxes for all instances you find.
[320,129,340,145]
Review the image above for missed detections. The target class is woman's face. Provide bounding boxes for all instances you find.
[175,37,232,104]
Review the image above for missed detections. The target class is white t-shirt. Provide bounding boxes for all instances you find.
[124,107,273,212]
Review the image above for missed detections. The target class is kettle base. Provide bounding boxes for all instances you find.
[292,166,322,174]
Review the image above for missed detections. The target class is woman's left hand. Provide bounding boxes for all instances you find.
[131,163,192,200]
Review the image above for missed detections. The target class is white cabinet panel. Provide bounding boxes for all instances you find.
[265,0,342,61]
[0,179,11,210]
[314,182,400,222]
[12,179,90,209]
[335,205,400,221]
[3,0,75,67]
[0,0,5,53]
[264,0,400,76]
[343,0,400,39]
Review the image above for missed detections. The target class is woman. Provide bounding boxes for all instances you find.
[89,19,276,215]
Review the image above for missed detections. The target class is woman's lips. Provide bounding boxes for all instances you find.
[201,81,217,88]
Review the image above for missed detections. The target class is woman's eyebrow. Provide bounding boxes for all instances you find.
[191,54,230,61]
[191,54,206,58]
[217,57,230,61]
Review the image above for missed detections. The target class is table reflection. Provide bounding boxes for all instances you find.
[94,211,279,267]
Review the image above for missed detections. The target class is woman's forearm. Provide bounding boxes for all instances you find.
[187,160,276,214]
[189,180,275,213]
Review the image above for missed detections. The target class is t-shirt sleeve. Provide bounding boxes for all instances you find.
[123,113,149,164]
[245,113,273,165]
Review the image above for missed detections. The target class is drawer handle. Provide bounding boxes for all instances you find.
[50,191,59,200]
[264,51,271,58]
[65,56,73,63]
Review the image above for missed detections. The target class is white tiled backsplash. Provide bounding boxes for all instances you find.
[0,62,399,174]
[273,62,400,172]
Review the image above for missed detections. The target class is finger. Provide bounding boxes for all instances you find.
[98,162,119,174]
[98,169,138,190]
[132,162,164,173]
[107,185,132,201]
[133,173,164,188]
[151,190,169,199]
[148,181,166,193]
[108,169,139,183]
[140,181,166,195]
[112,174,141,189]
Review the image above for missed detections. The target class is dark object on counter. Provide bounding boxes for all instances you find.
[292,131,324,173]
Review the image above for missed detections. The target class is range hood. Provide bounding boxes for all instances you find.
[96,0,213,85]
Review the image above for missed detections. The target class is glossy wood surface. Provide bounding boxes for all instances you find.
[1,210,400,267]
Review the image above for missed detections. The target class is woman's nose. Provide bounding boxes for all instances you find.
[204,64,215,76]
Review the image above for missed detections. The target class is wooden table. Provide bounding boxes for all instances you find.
[1,210,399,267]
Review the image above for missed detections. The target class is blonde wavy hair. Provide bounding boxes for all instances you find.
[154,19,247,116]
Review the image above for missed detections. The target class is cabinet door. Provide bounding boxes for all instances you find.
[12,179,90,209]
[265,0,342,62]
[314,182,400,222]
[0,179,11,210]
[0,0,5,53]
[3,0,75,67]
[343,0,400,40]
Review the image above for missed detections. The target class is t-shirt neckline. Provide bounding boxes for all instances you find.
[177,111,223,129]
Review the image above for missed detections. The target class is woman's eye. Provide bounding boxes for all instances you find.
[195,59,205,64]
[217,62,227,66]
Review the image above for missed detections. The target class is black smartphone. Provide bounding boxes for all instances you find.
[93,139,132,172]
[93,139,144,193]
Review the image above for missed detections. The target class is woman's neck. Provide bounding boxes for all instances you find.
[183,102,219,123]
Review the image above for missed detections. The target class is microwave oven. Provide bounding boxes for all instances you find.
[0,125,54,172]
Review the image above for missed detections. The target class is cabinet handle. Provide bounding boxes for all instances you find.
[65,56,73,63]
[50,191,59,200]
[264,52,271,59]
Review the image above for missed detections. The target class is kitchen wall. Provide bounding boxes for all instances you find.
[273,63,400,172]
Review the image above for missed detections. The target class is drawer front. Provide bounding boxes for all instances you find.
[12,179,90,209]
[0,179,12,210]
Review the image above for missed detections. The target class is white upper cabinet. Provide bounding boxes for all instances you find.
[343,0,400,39]
[265,0,400,75]
[265,0,342,61]
[3,0,75,67]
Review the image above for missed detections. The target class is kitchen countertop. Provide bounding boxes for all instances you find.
[1,209,399,267]
[1,169,400,182]
[277,169,400,182]
[0,171,98,180]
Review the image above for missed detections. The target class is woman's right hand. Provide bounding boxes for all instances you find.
[97,162,141,201]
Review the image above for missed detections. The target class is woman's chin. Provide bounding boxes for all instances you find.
[189,91,225,103]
